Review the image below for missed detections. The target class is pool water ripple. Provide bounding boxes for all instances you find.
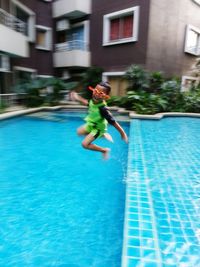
[123,117,200,267]
[0,116,129,267]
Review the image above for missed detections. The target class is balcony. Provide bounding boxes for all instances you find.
[0,8,28,57]
[54,41,90,68]
[53,0,91,19]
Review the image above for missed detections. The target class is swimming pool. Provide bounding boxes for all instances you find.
[0,114,129,267]
[123,117,200,267]
[1,112,200,267]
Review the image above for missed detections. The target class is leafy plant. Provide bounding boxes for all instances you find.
[160,80,183,111]
[0,100,8,113]
[149,71,164,93]
[181,89,200,113]
[44,78,78,106]
[14,77,78,107]
[81,66,104,98]
[124,65,150,91]
[107,63,200,114]
[126,90,168,114]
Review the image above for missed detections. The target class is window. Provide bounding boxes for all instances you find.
[0,55,10,72]
[103,6,139,46]
[36,25,52,50]
[55,20,89,52]
[16,6,29,35]
[11,0,35,42]
[184,25,200,56]
[67,26,85,50]
[13,66,36,84]
[181,76,199,91]
[192,0,200,6]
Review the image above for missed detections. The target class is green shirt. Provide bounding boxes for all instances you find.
[85,99,108,134]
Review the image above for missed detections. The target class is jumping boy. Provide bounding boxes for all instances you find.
[70,81,128,159]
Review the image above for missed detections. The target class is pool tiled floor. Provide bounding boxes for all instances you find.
[122,119,200,267]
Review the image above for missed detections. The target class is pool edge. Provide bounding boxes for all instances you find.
[1,105,200,121]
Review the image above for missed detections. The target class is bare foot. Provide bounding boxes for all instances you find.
[102,148,110,160]
[103,133,114,143]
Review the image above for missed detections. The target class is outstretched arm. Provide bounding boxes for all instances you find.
[99,106,128,143]
[70,91,88,106]
[113,121,128,143]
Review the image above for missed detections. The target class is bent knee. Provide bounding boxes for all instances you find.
[82,141,89,149]
[77,128,86,136]
[77,128,82,135]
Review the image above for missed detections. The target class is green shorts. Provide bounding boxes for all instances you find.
[85,122,106,139]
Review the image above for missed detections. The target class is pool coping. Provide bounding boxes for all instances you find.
[1,105,200,121]
[0,105,86,121]
[129,111,200,120]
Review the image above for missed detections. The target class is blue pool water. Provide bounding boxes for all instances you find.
[0,114,129,267]
[124,117,200,267]
[1,113,200,267]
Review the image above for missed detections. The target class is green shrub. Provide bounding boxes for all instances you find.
[182,89,200,113]
[14,77,78,107]
[108,64,200,114]
[124,65,149,91]
[0,100,8,113]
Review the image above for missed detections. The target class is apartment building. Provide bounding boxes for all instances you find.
[90,0,200,94]
[0,0,53,95]
[0,0,200,96]
[52,0,91,82]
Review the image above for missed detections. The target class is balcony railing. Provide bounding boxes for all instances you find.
[0,93,26,107]
[0,8,26,34]
[55,40,88,52]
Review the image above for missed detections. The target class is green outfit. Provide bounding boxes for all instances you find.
[85,100,108,138]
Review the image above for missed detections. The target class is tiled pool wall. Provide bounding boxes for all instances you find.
[122,119,200,267]
[122,120,163,267]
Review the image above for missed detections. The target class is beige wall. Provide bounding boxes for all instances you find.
[108,77,128,96]
[146,0,200,77]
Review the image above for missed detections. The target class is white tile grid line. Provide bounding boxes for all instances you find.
[125,120,163,266]
[122,121,148,267]
[121,121,139,267]
[137,121,163,267]
[160,166,200,217]
[167,174,200,246]
[155,181,198,223]
[123,119,200,267]
[147,149,200,264]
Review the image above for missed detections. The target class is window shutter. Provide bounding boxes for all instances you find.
[122,15,133,38]
[110,18,120,40]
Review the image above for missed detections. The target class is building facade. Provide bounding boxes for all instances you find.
[52,0,91,82]
[0,0,53,95]
[0,0,200,96]
[90,0,200,94]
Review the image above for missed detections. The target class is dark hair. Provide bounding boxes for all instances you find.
[99,81,111,94]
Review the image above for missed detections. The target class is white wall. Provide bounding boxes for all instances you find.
[53,0,91,18]
[53,50,91,67]
[0,24,29,57]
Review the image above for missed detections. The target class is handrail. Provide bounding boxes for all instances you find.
[55,40,88,52]
[0,93,26,106]
[0,8,26,34]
